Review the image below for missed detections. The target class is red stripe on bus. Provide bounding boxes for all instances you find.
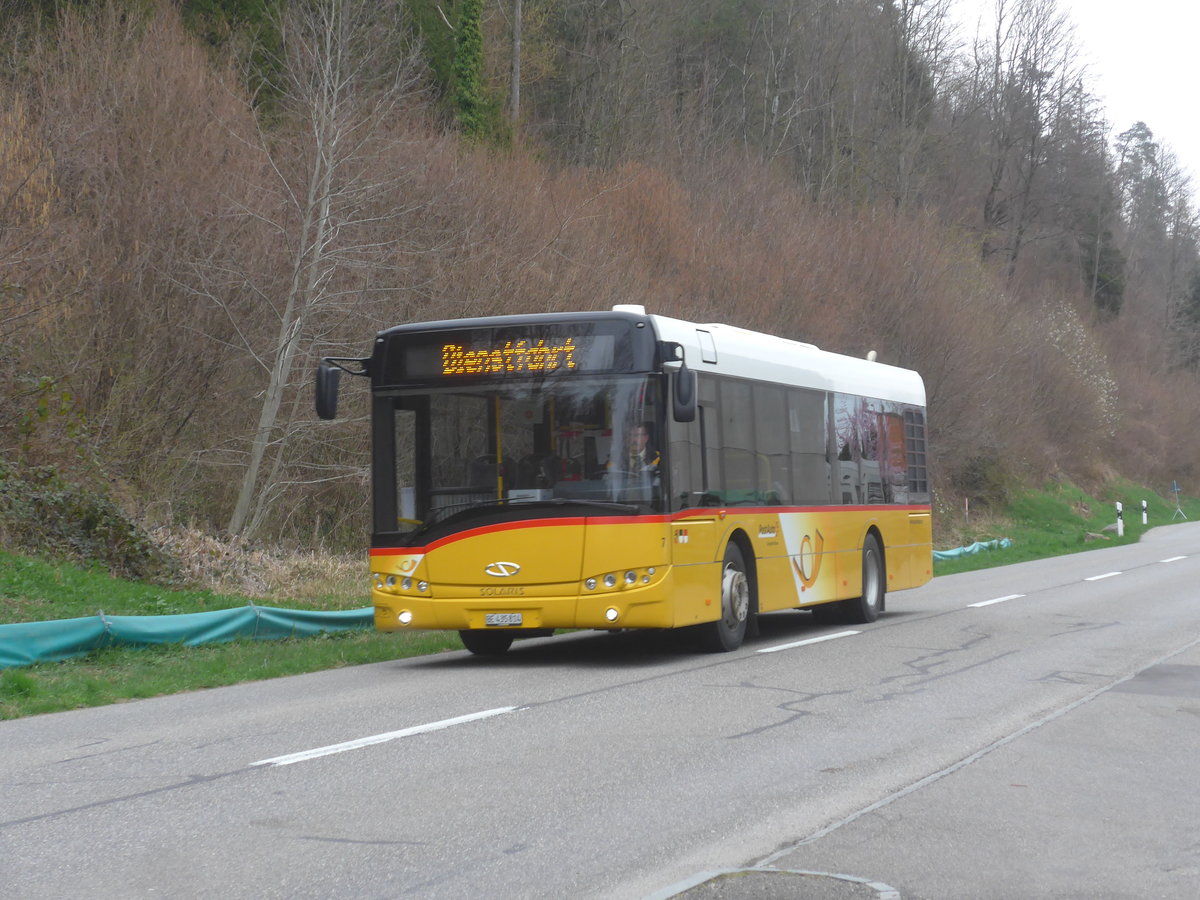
[369,504,930,555]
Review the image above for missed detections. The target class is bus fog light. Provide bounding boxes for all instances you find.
[624,570,637,584]
[605,607,620,622]
[398,610,413,625]
[603,573,617,588]
[585,577,597,590]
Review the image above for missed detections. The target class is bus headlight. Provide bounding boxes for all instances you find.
[603,573,617,588]
[585,577,597,591]
[624,570,637,584]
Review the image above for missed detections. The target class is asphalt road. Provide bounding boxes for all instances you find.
[2,523,1199,899]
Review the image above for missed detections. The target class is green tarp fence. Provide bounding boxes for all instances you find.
[0,605,373,668]
[932,538,1012,561]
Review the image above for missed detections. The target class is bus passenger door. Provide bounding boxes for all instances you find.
[669,516,721,626]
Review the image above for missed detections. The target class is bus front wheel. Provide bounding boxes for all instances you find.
[699,542,751,652]
[842,533,884,624]
[459,629,515,656]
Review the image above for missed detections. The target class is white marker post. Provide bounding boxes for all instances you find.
[1142,500,1148,525]
[1116,501,1124,538]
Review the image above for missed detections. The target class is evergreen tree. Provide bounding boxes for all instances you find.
[1081,229,1126,318]
[453,0,485,138]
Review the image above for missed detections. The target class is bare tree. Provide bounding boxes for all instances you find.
[223,0,427,536]
[969,0,1079,277]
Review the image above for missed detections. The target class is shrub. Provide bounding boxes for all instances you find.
[0,461,178,581]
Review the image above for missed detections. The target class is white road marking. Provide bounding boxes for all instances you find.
[757,630,860,654]
[1160,556,1187,563]
[968,594,1025,608]
[1084,572,1122,581]
[251,707,519,767]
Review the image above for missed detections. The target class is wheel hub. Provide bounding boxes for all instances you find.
[723,567,749,624]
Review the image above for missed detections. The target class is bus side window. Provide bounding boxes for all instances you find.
[904,409,929,498]
[667,401,702,510]
[789,388,830,505]
[720,378,754,502]
[700,374,721,503]
[754,383,789,504]
[833,393,859,504]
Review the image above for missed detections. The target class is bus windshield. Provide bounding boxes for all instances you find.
[385,375,664,542]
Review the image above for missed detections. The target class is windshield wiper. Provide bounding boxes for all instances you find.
[521,498,641,515]
[407,498,508,541]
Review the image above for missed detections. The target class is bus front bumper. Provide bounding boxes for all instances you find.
[371,581,677,632]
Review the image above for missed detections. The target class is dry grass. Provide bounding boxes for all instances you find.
[931,493,1016,550]
[152,528,367,608]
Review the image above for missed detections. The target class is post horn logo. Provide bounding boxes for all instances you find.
[791,530,825,591]
[485,561,521,577]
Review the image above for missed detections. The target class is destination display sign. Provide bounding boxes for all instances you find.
[440,336,586,376]
[381,322,636,385]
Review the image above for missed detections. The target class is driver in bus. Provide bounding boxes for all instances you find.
[627,423,660,476]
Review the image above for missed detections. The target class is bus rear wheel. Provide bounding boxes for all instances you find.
[842,533,884,624]
[459,629,515,656]
[699,542,751,652]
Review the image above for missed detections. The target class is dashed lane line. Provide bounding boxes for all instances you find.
[757,630,860,654]
[251,707,519,767]
[968,594,1025,608]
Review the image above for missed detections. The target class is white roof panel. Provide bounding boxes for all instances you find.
[648,313,925,407]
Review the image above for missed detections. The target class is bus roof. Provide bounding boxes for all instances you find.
[645,310,926,407]
[369,306,926,407]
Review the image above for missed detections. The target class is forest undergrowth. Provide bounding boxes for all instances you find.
[3,2,1200,581]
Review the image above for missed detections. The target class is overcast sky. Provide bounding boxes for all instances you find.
[951,0,1199,191]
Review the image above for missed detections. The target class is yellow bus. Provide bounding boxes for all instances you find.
[316,305,931,654]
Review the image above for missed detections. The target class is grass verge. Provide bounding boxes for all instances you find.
[933,479,1200,576]
[0,630,462,719]
[0,550,463,719]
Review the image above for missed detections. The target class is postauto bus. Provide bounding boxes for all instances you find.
[315,305,931,654]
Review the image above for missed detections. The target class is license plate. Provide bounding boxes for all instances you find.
[485,613,523,627]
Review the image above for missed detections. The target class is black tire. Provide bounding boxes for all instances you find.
[698,542,751,652]
[459,629,515,656]
[842,533,884,624]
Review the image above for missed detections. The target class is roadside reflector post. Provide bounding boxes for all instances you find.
[1142,499,1148,525]
[1116,501,1124,538]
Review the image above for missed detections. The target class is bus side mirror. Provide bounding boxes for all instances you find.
[673,363,696,423]
[315,360,342,420]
